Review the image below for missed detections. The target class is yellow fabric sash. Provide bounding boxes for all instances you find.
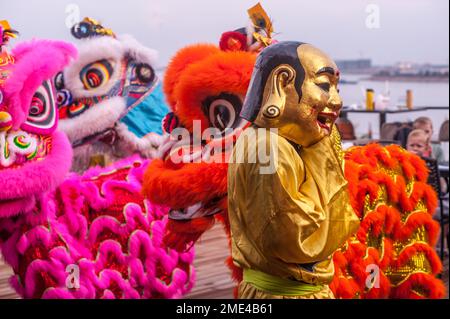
[243,268,325,296]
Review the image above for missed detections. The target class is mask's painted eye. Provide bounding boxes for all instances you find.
[22,80,57,135]
[316,82,331,92]
[203,93,243,132]
[54,72,65,91]
[80,59,113,90]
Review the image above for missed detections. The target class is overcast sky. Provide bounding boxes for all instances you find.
[1,0,449,67]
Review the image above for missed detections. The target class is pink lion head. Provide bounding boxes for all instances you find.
[0,39,77,218]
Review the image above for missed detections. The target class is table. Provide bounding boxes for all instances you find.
[340,106,449,132]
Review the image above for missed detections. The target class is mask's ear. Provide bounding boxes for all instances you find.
[4,40,77,129]
[259,64,295,121]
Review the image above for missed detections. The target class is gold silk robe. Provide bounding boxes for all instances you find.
[228,126,360,298]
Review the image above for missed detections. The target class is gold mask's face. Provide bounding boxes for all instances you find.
[257,44,342,147]
[295,45,341,145]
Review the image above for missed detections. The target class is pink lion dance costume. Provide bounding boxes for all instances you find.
[0,30,194,298]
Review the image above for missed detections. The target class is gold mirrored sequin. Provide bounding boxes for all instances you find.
[366,233,383,252]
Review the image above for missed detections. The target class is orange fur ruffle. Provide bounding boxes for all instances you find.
[173,50,256,131]
[163,44,220,109]
[142,159,228,209]
[332,143,445,299]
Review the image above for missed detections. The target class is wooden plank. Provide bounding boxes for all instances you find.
[185,223,235,299]
[0,260,17,299]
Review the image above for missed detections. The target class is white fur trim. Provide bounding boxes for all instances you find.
[116,34,158,67]
[64,37,124,98]
[64,35,159,100]
[59,96,126,143]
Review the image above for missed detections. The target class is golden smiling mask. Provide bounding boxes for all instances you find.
[241,41,342,147]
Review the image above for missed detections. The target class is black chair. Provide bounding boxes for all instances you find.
[352,139,399,147]
[377,140,400,146]
[335,117,356,141]
[439,120,449,142]
[381,122,402,141]
[394,125,413,149]
[423,156,449,261]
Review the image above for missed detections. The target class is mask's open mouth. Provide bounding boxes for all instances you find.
[58,96,126,147]
[317,111,337,134]
[0,134,51,170]
[168,197,224,221]
[59,96,108,120]
[0,131,72,217]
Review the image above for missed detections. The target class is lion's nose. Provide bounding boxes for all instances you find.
[0,111,12,132]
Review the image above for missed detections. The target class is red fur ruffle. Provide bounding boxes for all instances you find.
[163,216,216,252]
[163,44,220,109]
[142,159,228,209]
[173,50,256,131]
[334,143,444,299]
[391,272,446,299]
[393,242,442,275]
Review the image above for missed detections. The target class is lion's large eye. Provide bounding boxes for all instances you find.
[29,94,46,116]
[22,80,56,134]
[203,93,243,132]
[71,21,92,39]
[54,72,65,91]
[135,63,155,84]
[80,59,113,90]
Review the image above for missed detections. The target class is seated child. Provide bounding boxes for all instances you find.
[413,117,446,164]
[407,129,447,194]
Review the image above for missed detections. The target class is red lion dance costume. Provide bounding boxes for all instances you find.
[142,11,445,298]
[0,22,193,299]
[142,34,257,287]
[330,143,445,298]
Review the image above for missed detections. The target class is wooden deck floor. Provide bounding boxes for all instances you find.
[185,223,234,299]
[0,257,18,299]
[0,223,447,299]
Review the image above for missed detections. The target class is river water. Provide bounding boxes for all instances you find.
[340,74,449,108]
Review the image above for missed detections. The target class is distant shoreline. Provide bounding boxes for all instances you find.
[365,75,449,83]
